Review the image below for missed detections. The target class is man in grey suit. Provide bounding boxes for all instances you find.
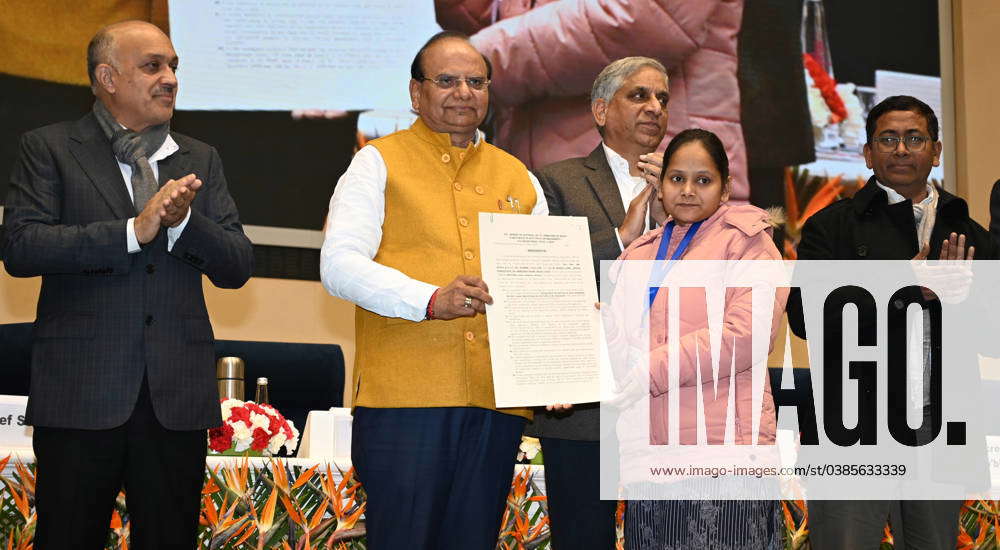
[531,56,670,549]
[3,20,253,548]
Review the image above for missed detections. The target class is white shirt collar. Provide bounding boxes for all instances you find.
[602,142,630,175]
[875,180,933,207]
[602,142,649,234]
[151,134,179,162]
[455,129,482,148]
[602,142,645,190]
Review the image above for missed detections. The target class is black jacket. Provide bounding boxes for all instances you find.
[797,177,997,263]
[790,177,997,343]
[790,176,993,490]
[988,179,1000,248]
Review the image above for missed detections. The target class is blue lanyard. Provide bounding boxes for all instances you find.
[648,220,703,306]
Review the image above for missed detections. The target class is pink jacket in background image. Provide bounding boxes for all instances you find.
[437,0,750,202]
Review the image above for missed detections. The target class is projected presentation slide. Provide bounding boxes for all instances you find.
[169,0,441,111]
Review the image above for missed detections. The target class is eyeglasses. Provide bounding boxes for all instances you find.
[421,75,490,91]
[872,135,932,153]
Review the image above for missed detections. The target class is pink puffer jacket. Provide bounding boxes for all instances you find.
[436,0,749,202]
[619,203,785,445]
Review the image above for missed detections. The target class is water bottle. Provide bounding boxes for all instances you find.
[216,357,245,401]
[255,377,270,405]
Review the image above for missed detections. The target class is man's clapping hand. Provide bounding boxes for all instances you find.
[913,232,975,262]
[618,183,657,249]
[134,174,202,244]
[637,152,668,225]
[160,174,202,228]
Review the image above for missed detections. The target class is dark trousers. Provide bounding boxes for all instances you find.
[539,437,617,550]
[808,500,963,550]
[351,406,525,550]
[32,379,207,550]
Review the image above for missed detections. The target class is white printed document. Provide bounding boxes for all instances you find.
[479,213,601,407]
[169,1,440,110]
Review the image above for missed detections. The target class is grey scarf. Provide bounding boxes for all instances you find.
[92,100,170,213]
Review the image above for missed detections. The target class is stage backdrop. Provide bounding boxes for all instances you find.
[1,0,947,264]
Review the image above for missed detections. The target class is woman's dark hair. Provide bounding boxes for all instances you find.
[660,128,730,185]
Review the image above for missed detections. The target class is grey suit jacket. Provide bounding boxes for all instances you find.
[530,144,628,441]
[3,112,254,431]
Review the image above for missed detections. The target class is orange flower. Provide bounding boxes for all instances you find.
[270,458,291,494]
[783,239,798,260]
[254,489,279,535]
[797,175,843,230]
[957,524,974,550]
[293,464,318,489]
[12,458,35,497]
[881,523,893,545]
[202,466,221,494]
[784,168,800,225]
[221,457,251,499]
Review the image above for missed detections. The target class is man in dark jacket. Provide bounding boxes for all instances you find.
[795,95,995,549]
[532,56,670,550]
[3,21,253,548]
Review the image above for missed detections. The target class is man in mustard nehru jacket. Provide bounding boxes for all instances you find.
[320,31,549,550]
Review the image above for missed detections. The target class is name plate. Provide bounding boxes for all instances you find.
[0,395,32,448]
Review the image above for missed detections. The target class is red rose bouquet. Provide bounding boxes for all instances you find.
[803,52,847,123]
[208,398,300,456]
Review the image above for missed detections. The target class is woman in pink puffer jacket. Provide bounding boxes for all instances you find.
[610,129,785,548]
[437,0,750,203]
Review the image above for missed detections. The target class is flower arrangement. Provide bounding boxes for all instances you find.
[208,399,300,457]
[803,53,847,124]
[781,167,862,259]
[498,467,549,548]
[3,452,1000,548]
[803,52,871,150]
